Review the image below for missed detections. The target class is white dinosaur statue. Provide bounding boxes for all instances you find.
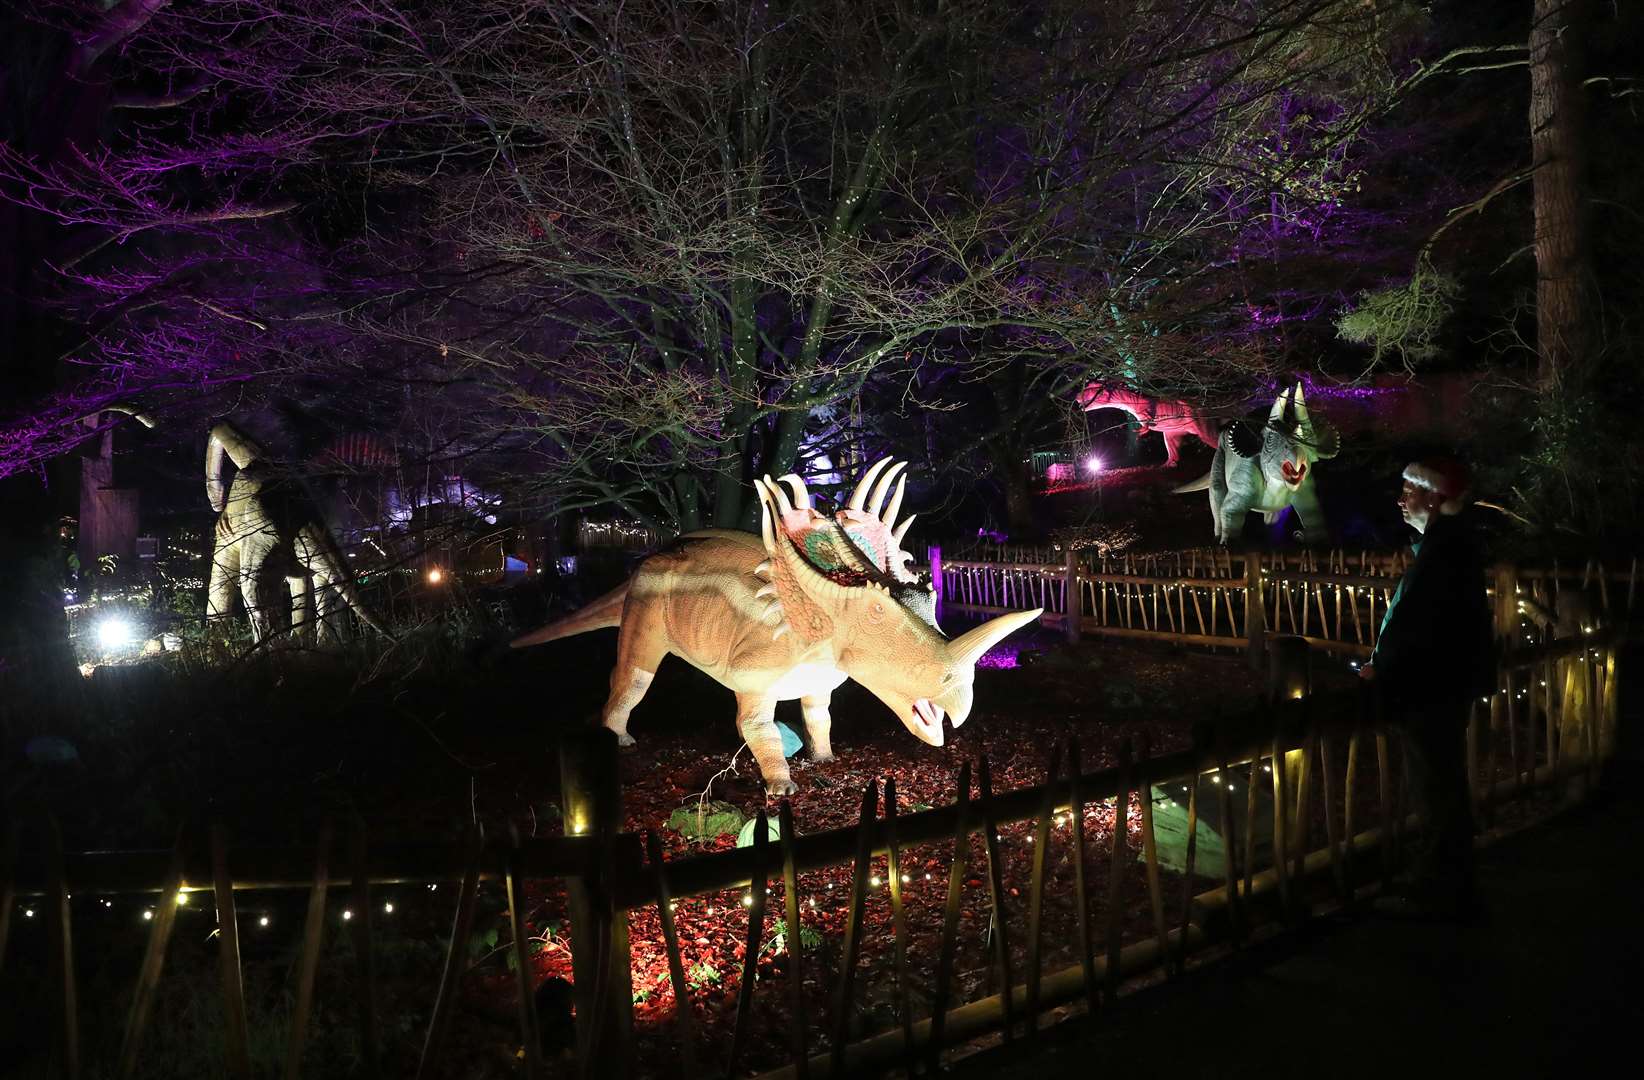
[1174,382,1340,544]
[511,460,1042,796]
[205,421,390,643]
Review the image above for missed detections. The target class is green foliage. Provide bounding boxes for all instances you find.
[687,960,722,990]
[666,800,747,841]
[735,814,784,848]
[1335,261,1460,367]
[469,925,501,960]
[761,917,824,958]
[1455,378,1644,550]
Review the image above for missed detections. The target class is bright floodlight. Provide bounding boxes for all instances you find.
[426,567,444,584]
[1083,455,1104,474]
[96,615,135,651]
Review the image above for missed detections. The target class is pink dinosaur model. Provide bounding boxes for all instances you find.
[1076,383,1219,467]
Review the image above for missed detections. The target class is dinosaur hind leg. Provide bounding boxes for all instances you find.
[1163,431,1184,467]
[600,616,667,748]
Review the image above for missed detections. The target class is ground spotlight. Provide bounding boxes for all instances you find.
[95,615,136,651]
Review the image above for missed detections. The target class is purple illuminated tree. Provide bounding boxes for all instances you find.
[1,0,181,698]
[1,0,1453,539]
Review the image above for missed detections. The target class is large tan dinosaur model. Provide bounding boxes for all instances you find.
[205,421,391,643]
[512,460,1042,795]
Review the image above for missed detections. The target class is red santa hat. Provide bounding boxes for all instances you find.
[1402,457,1471,515]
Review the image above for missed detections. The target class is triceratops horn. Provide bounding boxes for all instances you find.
[867,461,907,519]
[1291,382,1312,427]
[1268,386,1291,424]
[948,608,1043,668]
[847,457,894,512]
[777,473,812,510]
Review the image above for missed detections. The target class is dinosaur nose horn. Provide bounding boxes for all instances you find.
[948,608,1042,668]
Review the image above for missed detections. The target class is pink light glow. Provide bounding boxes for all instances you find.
[1083,455,1104,475]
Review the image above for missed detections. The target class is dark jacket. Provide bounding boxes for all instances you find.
[1371,511,1495,705]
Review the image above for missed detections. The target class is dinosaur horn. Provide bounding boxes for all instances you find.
[847,457,894,512]
[763,473,795,516]
[866,461,907,519]
[947,607,1043,668]
[892,513,917,545]
[758,481,779,554]
[777,473,812,510]
[1290,381,1312,432]
[882,472,908,528]
[1267,387,1290,425]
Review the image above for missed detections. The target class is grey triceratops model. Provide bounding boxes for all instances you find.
[205,421,392,643]
[1173,382,1340,544]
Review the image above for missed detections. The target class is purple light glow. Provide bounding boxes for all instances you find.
[975,646,1020,670]
[1083,455,1104,475]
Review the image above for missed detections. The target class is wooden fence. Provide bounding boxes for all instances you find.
[932,544,1641,663]
[3,625,1624,1079]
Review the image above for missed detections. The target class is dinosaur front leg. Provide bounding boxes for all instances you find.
[207,536,240,623]
[737,692,796,797]
[800,693,835,763]
[1218,491,1255,547]
[1208,447,1230,544]
[1288,480,1328,543]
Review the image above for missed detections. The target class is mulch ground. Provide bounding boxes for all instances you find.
[5,616,1391,1078]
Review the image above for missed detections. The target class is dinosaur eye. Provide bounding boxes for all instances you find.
[867,600,886,623]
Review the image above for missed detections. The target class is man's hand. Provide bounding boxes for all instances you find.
[1357,662,1376,681]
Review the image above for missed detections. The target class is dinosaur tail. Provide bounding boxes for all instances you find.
[511,581,629,648]
[1172,471,1212,494]
[298,524,395,640]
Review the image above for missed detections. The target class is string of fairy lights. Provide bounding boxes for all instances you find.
[13,885,429,927]
[8,787,1215,931]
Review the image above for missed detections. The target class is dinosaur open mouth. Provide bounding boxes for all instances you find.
[1281,460,1307,486]
[911,698,946,744]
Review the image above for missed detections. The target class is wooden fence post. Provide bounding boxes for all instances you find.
[1245,553,1266,670]
[1064,544,1082,644]
[560,729,633,1080]
[1265,635,1311,705]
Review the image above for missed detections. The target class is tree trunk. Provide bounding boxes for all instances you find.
[1529,0,1593,396]
[1000,455,1038,537]
[1003,480,1036,537]
[1,7,167,703]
